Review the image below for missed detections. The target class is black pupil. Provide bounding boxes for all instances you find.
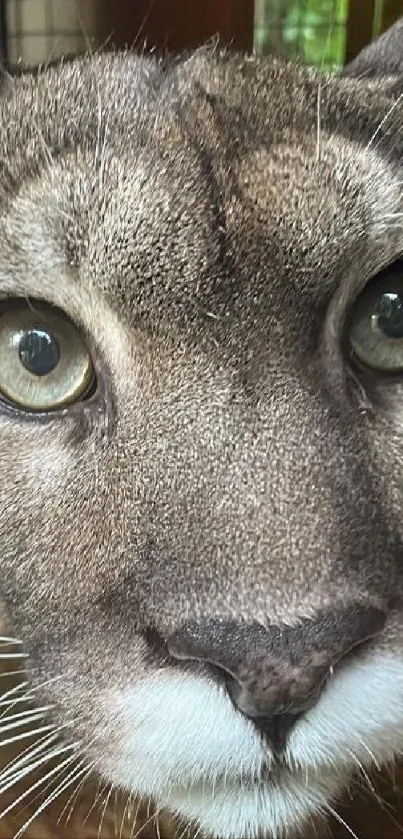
[18,328,60,376]
[374,291,403,339]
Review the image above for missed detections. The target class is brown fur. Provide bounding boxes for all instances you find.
[1,21,403,839]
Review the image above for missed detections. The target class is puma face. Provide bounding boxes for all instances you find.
[1,22,403,839]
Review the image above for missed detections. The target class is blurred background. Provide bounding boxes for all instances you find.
[0,0,402,73]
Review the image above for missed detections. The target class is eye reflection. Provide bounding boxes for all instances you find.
[18,328,61,377]
[349,263,403,374]
[0,300,95,411]
[372,292,403,340]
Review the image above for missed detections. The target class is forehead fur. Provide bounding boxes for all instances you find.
[0,49,400,160]
[0,49,402,335]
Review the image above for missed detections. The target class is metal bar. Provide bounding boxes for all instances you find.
[381,0,403,32]
[0,0,8,67]
[344,0,376,64]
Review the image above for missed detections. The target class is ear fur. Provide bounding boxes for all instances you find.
[341,18,403,79]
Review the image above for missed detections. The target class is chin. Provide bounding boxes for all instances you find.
[93,652,403,839]
[161,771,341,839]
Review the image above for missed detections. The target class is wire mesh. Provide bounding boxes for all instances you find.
[254,0,357,70]
[0,0,391,71]
[5,0,108,67]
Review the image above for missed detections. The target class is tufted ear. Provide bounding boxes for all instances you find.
[341,18,403,79]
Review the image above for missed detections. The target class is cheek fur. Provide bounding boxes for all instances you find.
[99,672,265,794]
[0,420,74,494]
[288,653,403,769]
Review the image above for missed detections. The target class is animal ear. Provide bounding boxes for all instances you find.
[341,18,403,79]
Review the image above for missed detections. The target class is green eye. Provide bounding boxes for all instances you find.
[0,300,95,412]
[349,262,403,373]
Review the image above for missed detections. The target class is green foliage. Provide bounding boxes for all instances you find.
[254,0,349,71]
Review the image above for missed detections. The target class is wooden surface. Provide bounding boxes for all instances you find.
[344,0,376,64]
[382,0,403,32]
[106,0,255,52]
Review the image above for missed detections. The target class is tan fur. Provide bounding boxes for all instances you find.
[2,21,403,839]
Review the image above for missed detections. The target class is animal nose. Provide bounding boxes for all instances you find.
[167,607,385,750]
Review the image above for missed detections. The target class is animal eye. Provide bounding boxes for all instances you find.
[0,300,95,412]
[348,260,403,374]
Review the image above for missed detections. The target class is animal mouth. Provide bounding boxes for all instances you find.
[163,763,287,799]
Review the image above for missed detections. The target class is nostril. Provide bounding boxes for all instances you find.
[167,608,386,737]
[167,619,330,727]
[225,672,273,718]
[223,674,304,752]
[224,672,322,720]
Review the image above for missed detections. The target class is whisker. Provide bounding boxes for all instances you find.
[366,92,403,150]
[0,724,56,749]
[113,787,119,836]
[130,0,157,48]
[0,710,48,735]
[130,796,153,839]
[83,777,110,825]
[0,652,28,659]
[174,816,192,839]
[58,762,95,825]
[129,795,143,839]
[132,798,165,839]
[74,4,97,57]
[126,791,135,825]
[356,737,381,771]
[0,742,75,796]
[0,695,35,710]
[0,681,29,702]
[27,674,64,696]
[22,102,75,225]
[0,749,79,823]
[12,758,88,839]
[0,672,65,717]
[346,748,377,796]
[0,636,23,645]
[0,705,52,725]
[0,731,60,784]
[18,753,80,822]
[155,810,162,839]
[119,792,132,839]
[98,783,113,839]
[0,670,25,679]
[324,802,360,839]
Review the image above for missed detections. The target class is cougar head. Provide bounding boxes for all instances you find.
[1,20,403,839]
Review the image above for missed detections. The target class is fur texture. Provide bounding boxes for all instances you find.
[1,21,403,839]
